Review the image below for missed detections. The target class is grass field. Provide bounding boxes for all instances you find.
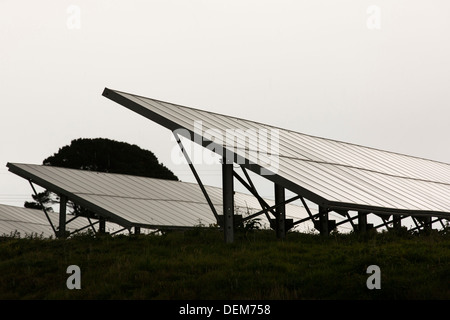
[0,228,449,300]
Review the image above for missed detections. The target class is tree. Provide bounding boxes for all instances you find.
[25,138,178,216]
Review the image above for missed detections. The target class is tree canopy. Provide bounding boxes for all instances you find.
[43,138,178,180]
[25,138,178,213]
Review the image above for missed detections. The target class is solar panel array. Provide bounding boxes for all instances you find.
[103,88,450,218]
[0,203,123,238]
[6,163,312,232]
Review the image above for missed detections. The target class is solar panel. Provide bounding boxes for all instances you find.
[102,88,450,218]
[0,203,123,238]
[6,163,313,232]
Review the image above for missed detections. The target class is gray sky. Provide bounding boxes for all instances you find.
[1,0,449,209]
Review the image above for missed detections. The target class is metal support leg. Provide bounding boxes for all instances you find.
[99,217,106,234]
[59,195,67,238]
[274,184,286,239]
[423,216,432,231]
[393,215,402,230]
[319,205,329,236]
[358,211,367,233]
[135,226,141,235]
[222,158,234,243]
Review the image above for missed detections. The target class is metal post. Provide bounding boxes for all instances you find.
[222,157,234,243]
[393,215,402,230]
[135,226,141,235]
[274,183,286,239]
[357,211,367,233]
[99,217,106,234]
[59,195,67,238]
[319,205,329,236]
[423,216,432,231]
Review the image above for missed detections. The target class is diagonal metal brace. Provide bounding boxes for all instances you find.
[233,169,275,220]
[28,180,58,236]
[173,131,220,223]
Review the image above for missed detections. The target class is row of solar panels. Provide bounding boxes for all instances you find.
[0,203,125,238]
[102,88,450,217]
[2,87,448,238]
[1,163,316,238]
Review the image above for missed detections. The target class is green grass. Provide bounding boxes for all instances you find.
[0,228,449,300]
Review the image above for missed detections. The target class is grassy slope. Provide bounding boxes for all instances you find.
[0,229,449,300]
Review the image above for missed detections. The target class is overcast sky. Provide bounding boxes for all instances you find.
[1,0,449,209]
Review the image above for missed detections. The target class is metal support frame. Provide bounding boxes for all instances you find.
[292,202,338,235]
[274,184,286,239]
[28,180,58,236]
[358,211,368,233]
[110,227,129,235]
[233,169,275,220]
[293,211,321,226]
[59,195,68,238]
[380,216,391,230]
[99,217,106,234]
[422,216,432,230]
[412,216,421,229]
[319,205,329,236]
[222,157,235,243]
[409,216,436,232]
[87,217,98,234]
[69,220,99,235]
[334,215,358,227]
[299,197,315,220]
[343,211,356,230]
[233,168,295,236]
[173,131,220,222]
[393,214,402,229]
[241,196,300,223]
[373,214,407,230]
[438,218,447,229]
[239,166,273,221]
[28,179,113,238]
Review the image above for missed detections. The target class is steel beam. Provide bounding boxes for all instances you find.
[173,132,220,222]
[274,183,286,239]
[233,169,274,220]
[59,195,68,238]
[393,214,402,229]
[239,166,271,217]
[423,216,432,230]
[28,180,57,236]
[99,217,106,234]
[358,211,367,233]
[373,214,408,229]
[241,195,300,222]
[87,217,98,234]
[69,220,99,235]
[319,205,329,236]
[299,197,314,220]
[294,212,321,226]
[222,157,234,243]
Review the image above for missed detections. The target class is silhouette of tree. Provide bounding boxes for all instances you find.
[25,138,178,218]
